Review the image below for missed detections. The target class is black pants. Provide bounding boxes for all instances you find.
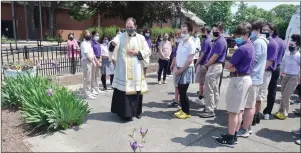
[167,56,173,75]
[158,59,169,81]
[101,74,114,89]
[296,84,301,97]
[179,84,190,115]
[263,65,280,115]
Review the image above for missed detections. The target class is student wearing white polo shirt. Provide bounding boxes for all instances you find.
[274,34,301,120]
[173,22,196,119]
[81,30,98,100]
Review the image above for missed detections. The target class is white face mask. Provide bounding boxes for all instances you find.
[181,33,189,40]
[145,33,150,37]
[103,40,109,44]
[194,34,200,37]
[94,36,99,41]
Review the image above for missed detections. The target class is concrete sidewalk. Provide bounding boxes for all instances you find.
[24,71,300,152]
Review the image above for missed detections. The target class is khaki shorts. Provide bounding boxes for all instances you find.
[195,65,207,85]
[245,85,260,108]
[225,76,252,113]
[256,71,272,101]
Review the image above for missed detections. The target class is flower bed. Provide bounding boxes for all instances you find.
[1,71,90,131]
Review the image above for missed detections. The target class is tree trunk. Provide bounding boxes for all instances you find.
[48,2,57,37]
[27,1,36,39]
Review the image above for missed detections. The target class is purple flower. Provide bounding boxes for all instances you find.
[130,141,143,152]
[140,127,148,137]
[46,89,53,96]
[130,141,138,152]
[51,60,59,69]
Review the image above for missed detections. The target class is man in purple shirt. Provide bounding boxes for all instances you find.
[215,22,254,147]
[263,23,286,119]
[254,22,279,121]
[199,22,227,118]
[195,26,212,102]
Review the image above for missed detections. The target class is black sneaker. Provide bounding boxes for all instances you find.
[220,134,238,144]
[251,117,257,126]
[198,95,204,100]
[167,101,180,107]
[215,134,235,148]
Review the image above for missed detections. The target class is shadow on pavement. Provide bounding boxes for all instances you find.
[86,112,129,123]
[170,125,227,148]
[255,128,299,143]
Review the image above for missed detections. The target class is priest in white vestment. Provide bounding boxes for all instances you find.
[108,17,151,121]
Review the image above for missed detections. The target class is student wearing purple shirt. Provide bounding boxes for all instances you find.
[199,22,228,118]
[143,28,152,77]
[254,22,279,121]
[215,22,254,147]
[91,31,102,94]
[263,23,286,119]
[195,26,212,102]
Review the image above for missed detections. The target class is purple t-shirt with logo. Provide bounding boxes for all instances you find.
[209,35,227,63]
[200,35,212,65]
[266,37,279,71]
[272,36,286,65]
[229,40,255,74]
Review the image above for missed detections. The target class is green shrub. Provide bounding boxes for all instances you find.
[1,35,16,43]
[103,26,119,39]
[151,27,162,41]
[1,73,89,131]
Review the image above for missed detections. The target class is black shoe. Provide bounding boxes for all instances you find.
[135,114,141,119]
[220,134,238,144]
[241,120,243,125]
[215,134,235,148]
[198,95,204,100]
[167,101,179,107]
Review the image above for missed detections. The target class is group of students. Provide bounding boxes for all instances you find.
[67,17,300,147]
[66,30,119,99]
[152,20,300,147]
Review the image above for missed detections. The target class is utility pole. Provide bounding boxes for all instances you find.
[39,2,43,40]
[11,2,17,40]
[24,2,28,41]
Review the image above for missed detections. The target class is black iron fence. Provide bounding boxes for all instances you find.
[1,42,158,77]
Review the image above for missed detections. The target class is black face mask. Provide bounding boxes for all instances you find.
[213,32,219,37]
[289,46,296,52]
[261,32,270,38]
[85,36,91,41]
[201,35,207,38]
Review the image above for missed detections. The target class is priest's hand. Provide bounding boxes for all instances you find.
[111,41,117,46]
[127,49,138,56]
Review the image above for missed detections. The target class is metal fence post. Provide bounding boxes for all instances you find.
[24,46,29,59]
[71,44,76,74]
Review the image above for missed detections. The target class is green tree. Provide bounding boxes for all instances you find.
[183,1,234,29]
[270,4,298,39]
[66,1,182,27]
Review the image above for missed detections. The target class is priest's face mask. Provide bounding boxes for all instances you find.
[125,19,137,35]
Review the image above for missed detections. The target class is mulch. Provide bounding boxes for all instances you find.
[1,109,31,152]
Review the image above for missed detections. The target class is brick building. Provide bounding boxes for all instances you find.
[1,2,204,41]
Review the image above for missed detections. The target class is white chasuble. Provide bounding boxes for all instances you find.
[108,32,151,95]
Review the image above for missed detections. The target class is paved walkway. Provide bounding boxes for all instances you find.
[24,71,300,152]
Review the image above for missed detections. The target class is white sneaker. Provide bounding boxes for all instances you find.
[163,80,167,84]
[92,89,99,95]
[95,88,103,93]
[264,114,270,120]
[86,94,96,100]
[158,81,162,85]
